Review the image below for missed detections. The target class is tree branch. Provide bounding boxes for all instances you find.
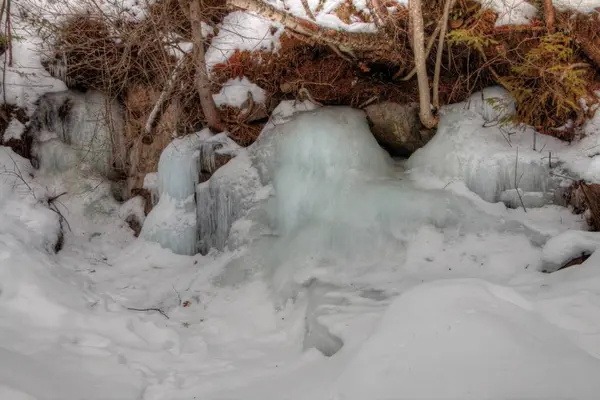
[433,0,455,109]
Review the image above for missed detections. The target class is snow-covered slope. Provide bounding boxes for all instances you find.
[3,0,600,399]
[3,99,600,399]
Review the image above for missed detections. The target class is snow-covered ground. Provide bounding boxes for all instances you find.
[3,0,600,399]
[3,97,600,399]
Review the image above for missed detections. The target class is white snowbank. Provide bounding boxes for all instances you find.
[329,279,600,399]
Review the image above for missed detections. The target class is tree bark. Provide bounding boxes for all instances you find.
[189,0,223,133]
[433,0,454,109]
[408,0,439,128]
[544,0,555,33]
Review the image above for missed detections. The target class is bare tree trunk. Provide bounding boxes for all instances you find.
[544,0,555,33]
[408,0,439,129]
[189,0,223,133]
[432,0,454,109]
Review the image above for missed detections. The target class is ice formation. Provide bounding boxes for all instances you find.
[28,90,125,177]
[3,119,25,141]
[141,131,245,255]
[407,88,565,205]
[141,132,210,255]
[209,107,552,358]
[196,152,262,254]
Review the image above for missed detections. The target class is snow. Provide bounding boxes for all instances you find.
[206,11,284,73]
[0,28,67,113]
[328,279,600,400]
[407,88,574,206]
[213,76,267,108]
[480,0,539,26]
[6,1,600,397]
[3,119,25,141]
[542,230,600,272]
[553,0,600,12]
[3,98,600,399]
[29,90,125,177]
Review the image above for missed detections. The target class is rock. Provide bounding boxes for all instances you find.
[364,102,434,157]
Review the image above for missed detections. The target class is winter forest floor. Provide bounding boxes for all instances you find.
[3,0,600,399]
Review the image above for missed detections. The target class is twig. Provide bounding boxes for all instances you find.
[127,307,170,319]
[550,171,578,182]
[300,0,315,20]
[433,0,455,109]
[172,285,182,306]
[358,95,379,108]
[514,147,527,212]
[396,22,441,81]
[48,191,68,203]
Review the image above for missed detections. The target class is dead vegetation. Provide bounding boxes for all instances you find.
[565,180,600,231]
[13,0,600,200]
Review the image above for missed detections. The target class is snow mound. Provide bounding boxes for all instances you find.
[0,147,61,252]
[330,279,600,400]
[407,88,565,205]
[541,230,600,272]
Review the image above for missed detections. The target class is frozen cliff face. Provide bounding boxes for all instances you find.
[27,90,125,177]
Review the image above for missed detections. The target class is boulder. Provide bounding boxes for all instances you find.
[365,102,434,157]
